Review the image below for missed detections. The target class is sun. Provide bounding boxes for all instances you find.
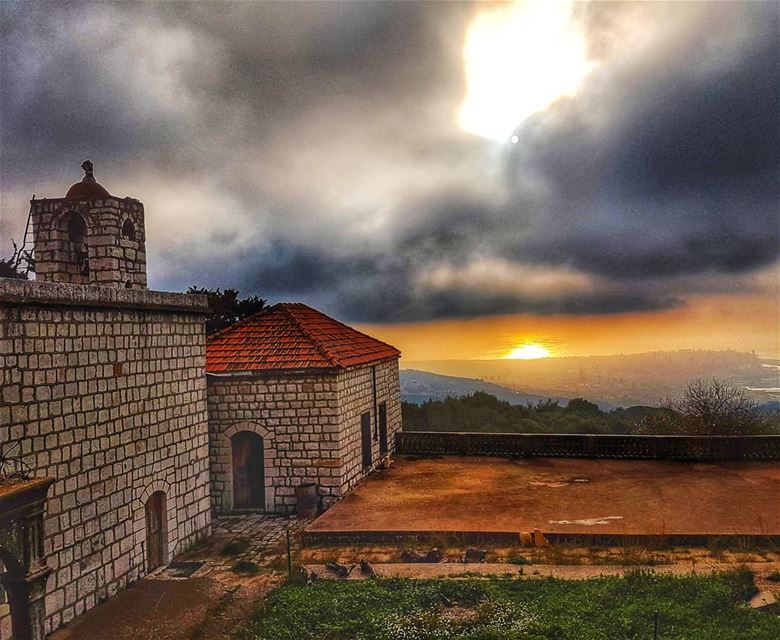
[503,343,552,360]
[458,1,594,141]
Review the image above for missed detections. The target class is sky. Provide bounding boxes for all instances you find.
[1,1,778,360]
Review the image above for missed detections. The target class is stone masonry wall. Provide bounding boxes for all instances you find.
[336,358,402,496]
[31,197,147,289]
[0,279,211,637]
[207,373,342,514]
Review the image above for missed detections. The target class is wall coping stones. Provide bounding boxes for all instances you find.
[0,277,210,313]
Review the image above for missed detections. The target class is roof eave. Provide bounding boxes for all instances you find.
[206,366,342,378]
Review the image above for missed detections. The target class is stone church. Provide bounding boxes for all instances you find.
[0,163,401,639]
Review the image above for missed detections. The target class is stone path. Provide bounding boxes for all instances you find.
[208,513,311,568]
[146,513,312,579]
[51,514,311,640]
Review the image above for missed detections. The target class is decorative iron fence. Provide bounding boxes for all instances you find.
[396,431,780,460]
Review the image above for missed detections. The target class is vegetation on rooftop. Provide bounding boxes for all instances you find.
[0,240,32,279]
[238,570,779,640]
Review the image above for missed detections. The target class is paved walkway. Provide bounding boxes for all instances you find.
[49,514,309,640]
[306,456,780,539]
[205,513,311,569]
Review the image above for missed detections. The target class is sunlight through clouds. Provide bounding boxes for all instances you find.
[459,0,595,141]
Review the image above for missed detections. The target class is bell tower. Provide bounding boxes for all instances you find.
[30,161,147,289]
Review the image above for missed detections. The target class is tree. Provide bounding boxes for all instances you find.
[653,378,765,435]
[0,240,32,279]
[565,398,601,416]
[187,286,267,335]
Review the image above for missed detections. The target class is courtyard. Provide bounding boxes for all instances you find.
[305,456,780,540]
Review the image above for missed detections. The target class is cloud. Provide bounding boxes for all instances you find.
[504,0,779,280]
[0,1,777,323]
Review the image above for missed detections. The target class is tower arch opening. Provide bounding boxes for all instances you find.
[60,211,89,277]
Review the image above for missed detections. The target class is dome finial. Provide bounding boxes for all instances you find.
[81,159,95,183]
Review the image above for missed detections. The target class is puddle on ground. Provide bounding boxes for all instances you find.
[549,516,623,526]
[151,561,207,580]
[529,477,590,488]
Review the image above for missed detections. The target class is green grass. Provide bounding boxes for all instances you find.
[237,569,780,640]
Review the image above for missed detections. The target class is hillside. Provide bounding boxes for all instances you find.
[400,369,569,406]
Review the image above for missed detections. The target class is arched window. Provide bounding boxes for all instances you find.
[66,212,86,243]
[121,218,136,241]
[61,211,89,276]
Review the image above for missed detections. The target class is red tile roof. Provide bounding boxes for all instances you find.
[206,303,401,373]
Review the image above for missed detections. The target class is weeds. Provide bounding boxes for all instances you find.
[240,570,780,640]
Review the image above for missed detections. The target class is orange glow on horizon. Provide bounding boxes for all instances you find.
[356,294,780,362]
[503,343,552,360]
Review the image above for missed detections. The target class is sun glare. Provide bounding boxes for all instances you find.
[503,343,552,360]
[458,1,594,141]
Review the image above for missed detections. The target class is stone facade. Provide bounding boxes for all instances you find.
[336,360,403,497]
[0,279,211,636]
[31,197,147,290]
[207,357,402,514]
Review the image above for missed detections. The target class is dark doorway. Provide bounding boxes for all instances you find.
[379,402,388,456]
[0,550,29,640]
[361,412,372,469]
[145,491,167,572]
[232,432,265,509]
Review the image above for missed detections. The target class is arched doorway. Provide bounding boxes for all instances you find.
[231,432,265,510]
[144,491,167,572]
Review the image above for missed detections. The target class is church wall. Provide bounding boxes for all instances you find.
[336,358,402,496]
[0,279,211,636]
[207,373,343,514]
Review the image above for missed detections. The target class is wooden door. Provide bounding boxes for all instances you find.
[361,412,372,469]
[145,491,166,572]
[232,432,265,509]
[379,402,388,456]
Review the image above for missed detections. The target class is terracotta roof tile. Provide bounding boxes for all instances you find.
[206,303,400,373]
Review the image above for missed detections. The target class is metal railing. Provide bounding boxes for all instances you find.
[396,431,780,460]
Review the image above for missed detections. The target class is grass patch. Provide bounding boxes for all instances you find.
[767,570,780,582]
[238,569,780,640]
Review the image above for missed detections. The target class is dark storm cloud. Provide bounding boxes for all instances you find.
[505,1,779,281]
[1,1,777,323]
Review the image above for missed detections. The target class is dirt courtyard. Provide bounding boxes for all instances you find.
[306,456,780,538]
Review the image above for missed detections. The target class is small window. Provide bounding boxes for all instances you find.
[379,402,388,456]
[121,218,136,241]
